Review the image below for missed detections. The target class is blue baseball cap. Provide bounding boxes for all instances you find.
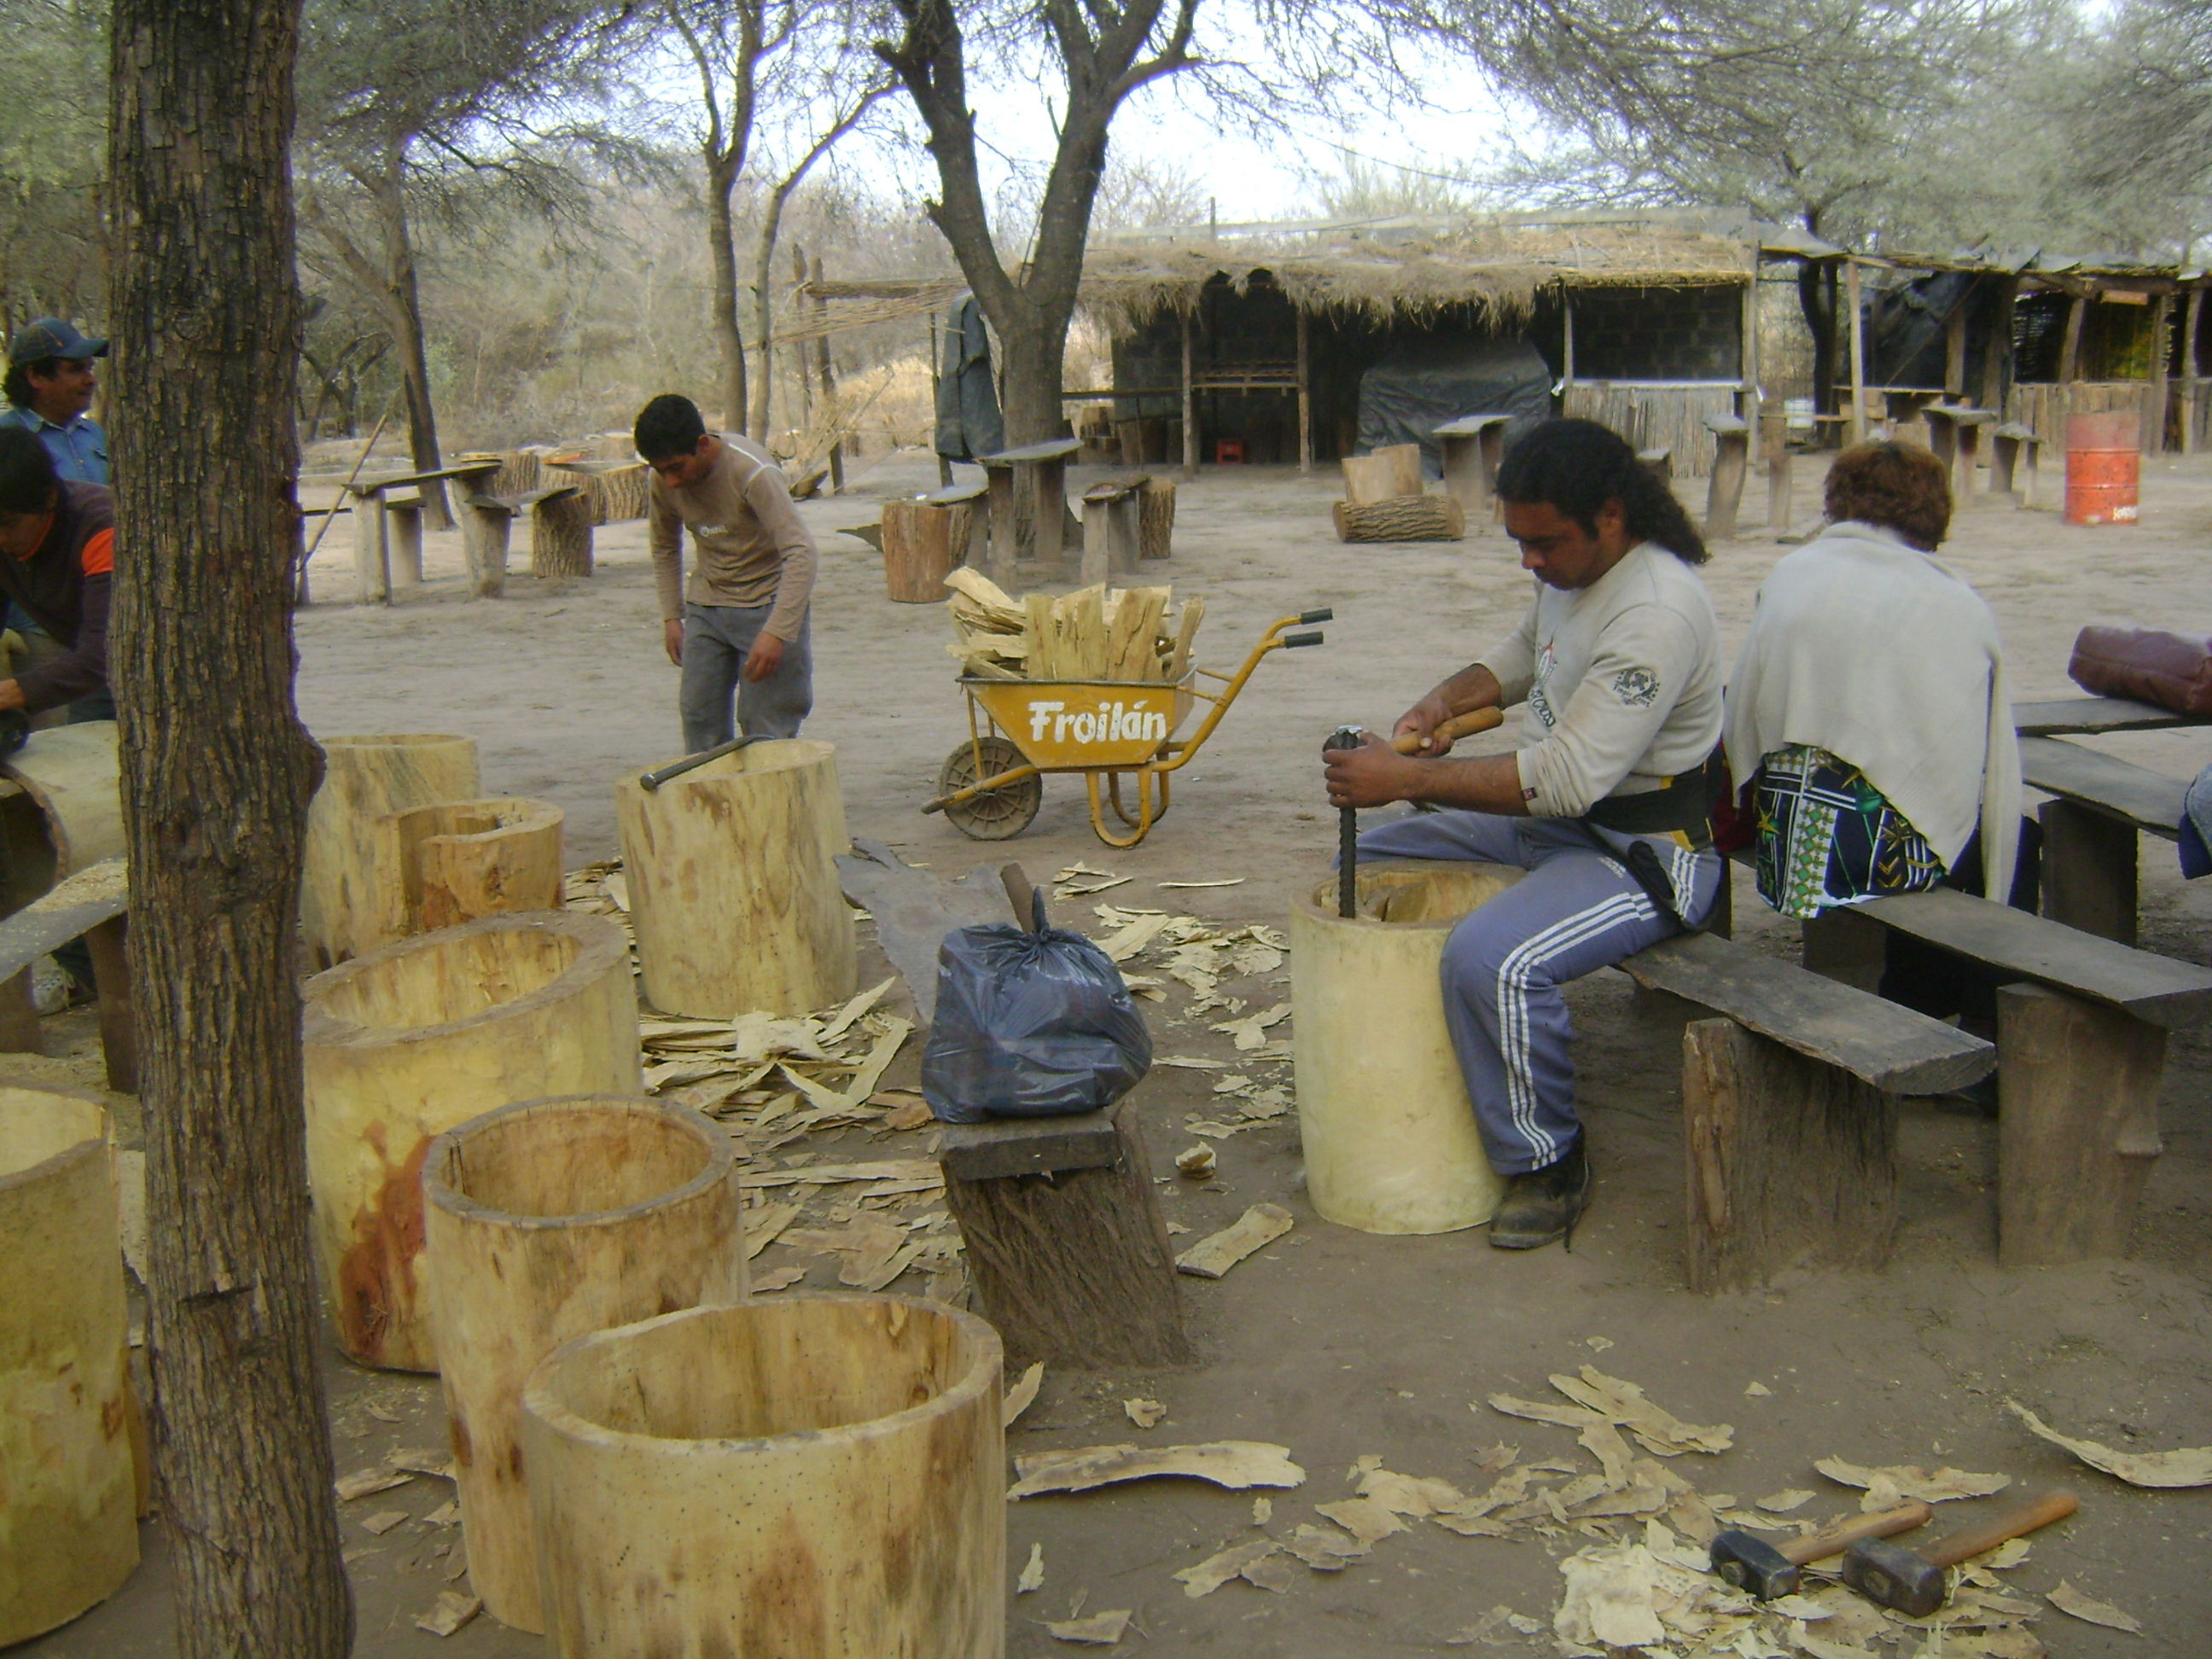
[8,318,107,364]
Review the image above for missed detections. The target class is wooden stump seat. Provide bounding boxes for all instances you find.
[1703,412,1750,540]
[1989,421,2043,509]
[938,1097,1193,1369]
[1800,888,2212,1268]
[1620,928,1994,1293]
[1079,474,1149,585]
[1433,414,1512,533]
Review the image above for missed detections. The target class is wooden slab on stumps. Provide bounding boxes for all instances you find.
[1997,982,2164,1267]
[1681,1017,1898,1294]
[1622,929,1990,1095]
[941,1097,1193,1369]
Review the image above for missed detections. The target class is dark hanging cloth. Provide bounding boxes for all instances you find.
[934,294,1004,463]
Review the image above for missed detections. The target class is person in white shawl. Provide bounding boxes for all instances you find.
[1725,441,2022,923]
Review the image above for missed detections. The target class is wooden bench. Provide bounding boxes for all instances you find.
[0,859,133,1093]
[2019,734,2187,943]
[341,478,426,603]
[938,1100,1193,1367]
[1989,422,2044,509]
[923,478,991,571]
[2013,695,2193,736]
[1618,928,1993,1292]
[1800,888,2212,1266]
[975,437,1081,584]
[456,481,591,597]
[1432,414,1513,532]
[1703,413,1750,540]
[1924,405,1998,509]
[1079,474,1149,585]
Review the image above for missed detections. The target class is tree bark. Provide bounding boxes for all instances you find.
[108,0,353,1654]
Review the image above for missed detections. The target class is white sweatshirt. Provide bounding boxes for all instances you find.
[1723,520,2020,902]
[1476,544,1724,818]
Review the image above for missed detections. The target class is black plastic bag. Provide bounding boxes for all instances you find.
[921,889,1151,1123]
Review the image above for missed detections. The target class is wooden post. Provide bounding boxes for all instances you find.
[1944,300,1968,399]
[1763,408,1794,534]
[1295,307,1313,476]
[942,1097,1193,1366]
[2058,289,2088,421]
[1845,260,1868,444]
[1179,306,1197,480]
[1738,268,1759,419]
[0,969,40,1055]
[2181,285,2205,455]
[521,1298,1005,1658]
[1681,1019,1898,1293]
[387,499,423,591]
[1997,983,2164,1266]
[1704,416,1749,540]
[2145,291,2172,453]
[1562,286,1576,387]
[83,916,137,1095]
[1032,451,1068,567]
[349,485,387,604]
[812,254,843,492]
[981,461,1016,585]
[928,311,953,488]
[423,1096,746,1634]
[1982,276,2017,416]
[1801,904,1886,992]
[2040,799,2137,945]
[301,910,643,1372]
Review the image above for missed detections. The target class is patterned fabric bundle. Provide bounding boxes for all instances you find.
[1753,743,1946,920]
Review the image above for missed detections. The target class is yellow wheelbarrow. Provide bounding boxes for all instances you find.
[923,608,1331,847]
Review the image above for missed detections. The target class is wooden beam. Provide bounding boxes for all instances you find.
[2181,286,2205,456]
[1562,288,1576,387]
[1981,276,2017,414]
[1844,260,1868,444]
[1295,308,1313,476]
[1944,300,1968,399]
[2058,290,2088,422]
[2145,290,2172,454]
[1179,307,1197,480]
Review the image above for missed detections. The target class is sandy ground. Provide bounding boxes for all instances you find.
[21,445,2212,1656]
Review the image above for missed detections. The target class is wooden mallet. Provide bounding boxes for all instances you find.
[1709,1501,1931,1600]
[1388,706,1505,755]
[1841,1489,2078,1617]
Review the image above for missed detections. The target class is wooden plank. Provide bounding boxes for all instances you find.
[2019,735,2186,836]
[1854,887,2212,1028]
[2013,697,2188,736]
[939,1109,1122,1182]
[1681,1018,1897,1293]
[976,437,1080,464]
[0,858,129,980]
[1619,931,1992,1095]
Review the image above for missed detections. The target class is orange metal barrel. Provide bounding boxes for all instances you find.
[2064,410,2140,527]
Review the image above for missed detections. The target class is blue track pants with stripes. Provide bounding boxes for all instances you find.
[1354,811,1723,1175]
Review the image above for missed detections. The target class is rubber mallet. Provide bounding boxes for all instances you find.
[1710,1501,1932,1600]
[1841,1489,2078,1617]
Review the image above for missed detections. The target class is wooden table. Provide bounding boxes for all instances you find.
[1923,405,1998,511]
[1432,414,1512,532]
[975,438,1080,584]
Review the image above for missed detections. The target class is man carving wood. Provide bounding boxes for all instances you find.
[1324,419,1727,1249]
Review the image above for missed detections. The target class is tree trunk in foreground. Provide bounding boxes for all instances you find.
[108,3,353,1655]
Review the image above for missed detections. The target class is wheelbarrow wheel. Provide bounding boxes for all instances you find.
[938,736,1043,841]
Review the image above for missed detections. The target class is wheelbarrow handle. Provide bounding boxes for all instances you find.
[1282,630,1325,648]
[1300,607,1333,624]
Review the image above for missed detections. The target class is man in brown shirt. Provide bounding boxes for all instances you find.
[635,393,818,752]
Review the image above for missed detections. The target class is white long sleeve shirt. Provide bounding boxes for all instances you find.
[1476,543,1724,818]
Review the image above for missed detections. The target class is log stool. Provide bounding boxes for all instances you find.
[882,485,984,602]
[1080,474,1148,585]
[939,1098,1193,1368]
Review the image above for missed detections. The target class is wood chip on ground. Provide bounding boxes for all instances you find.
[2007,1399,2212,1487]
[1009,1441,1306,1499]
[1175,1202,1294,1278]
[413,1592,481,1637]
[1003,1361,1045,1427]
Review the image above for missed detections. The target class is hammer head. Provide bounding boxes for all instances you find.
[1708,1529,1797,1600]
[1323,725,1364,756]
[1840,1536,1946,1618]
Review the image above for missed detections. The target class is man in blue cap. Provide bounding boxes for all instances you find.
[1,317,109,485]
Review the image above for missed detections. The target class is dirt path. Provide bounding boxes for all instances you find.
[28,449,2211,1656]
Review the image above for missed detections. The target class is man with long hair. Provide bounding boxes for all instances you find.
[1324,419,1727,1249]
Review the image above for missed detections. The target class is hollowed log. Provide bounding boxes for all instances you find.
[302,911,641,1371]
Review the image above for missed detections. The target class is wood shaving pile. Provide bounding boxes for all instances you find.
[946,569,1203,684]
